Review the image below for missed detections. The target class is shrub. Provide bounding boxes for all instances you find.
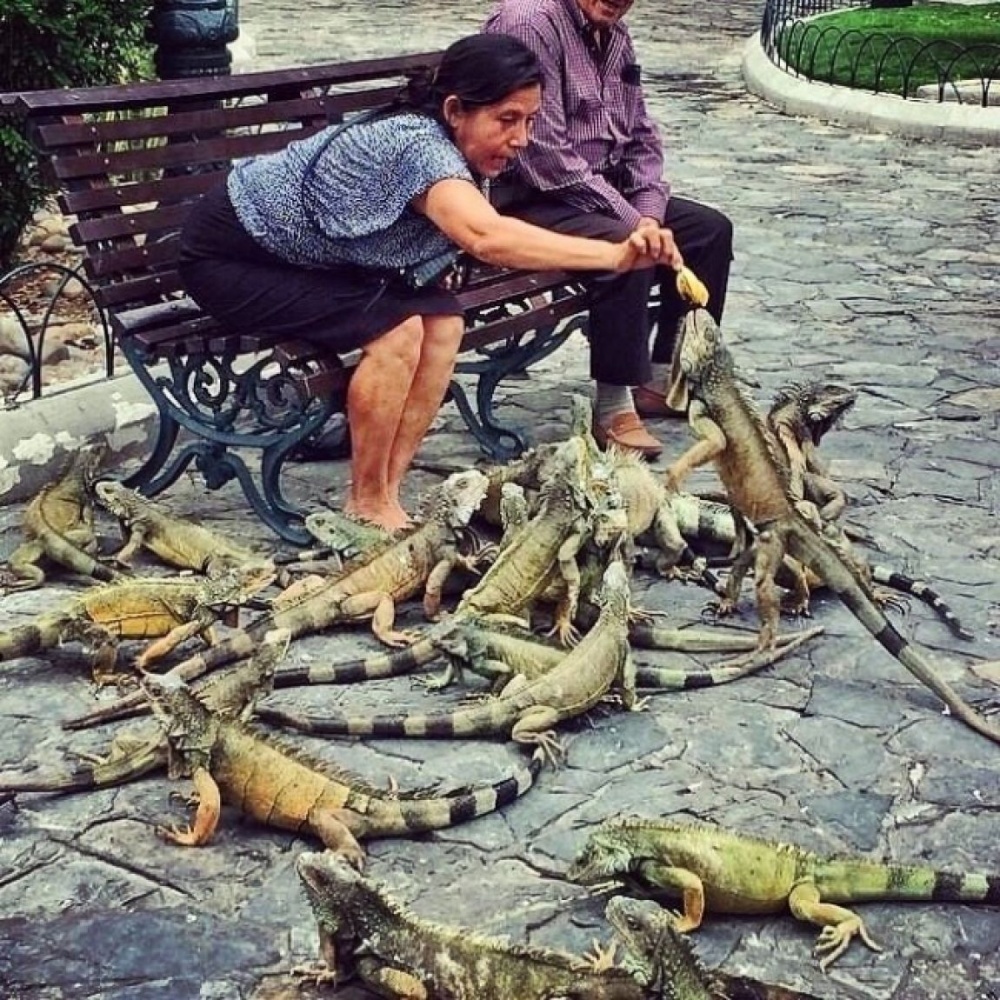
[0,1,153,266]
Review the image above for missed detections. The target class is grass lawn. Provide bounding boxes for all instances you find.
[778,2,1000,97]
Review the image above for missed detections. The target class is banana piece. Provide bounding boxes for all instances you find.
[675,265,710,307]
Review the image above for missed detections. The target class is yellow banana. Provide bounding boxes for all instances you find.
[675,265,709,308]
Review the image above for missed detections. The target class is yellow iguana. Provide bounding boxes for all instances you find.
[142,672,542,868]
[3,444,123,591]
[663,308,1000,746]
[568,816,1000,970]
[0,567,273,682]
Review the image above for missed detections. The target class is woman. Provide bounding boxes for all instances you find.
[179,33,681,532]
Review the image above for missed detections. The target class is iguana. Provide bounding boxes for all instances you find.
[766,381,858,523]
[3,444,122,591]
[568,816,1000,971]
[663,308,1000,746]
[60,469,490,730]
[294,849,647,998]
[256,559,636,764]
[0,567,273,682]
[0,628,289,796]
[94,480,273,577]
[271,619,823,693]
[607,896,822,1000]
[142,672,542,868]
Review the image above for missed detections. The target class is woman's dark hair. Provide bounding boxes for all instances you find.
[398,34,542,122]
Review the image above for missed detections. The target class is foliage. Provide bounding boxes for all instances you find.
[0,1,154,267]
[778,2,1000,97]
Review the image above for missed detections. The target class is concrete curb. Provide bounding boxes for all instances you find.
[0,371,159,505]
[741,33,1000,145]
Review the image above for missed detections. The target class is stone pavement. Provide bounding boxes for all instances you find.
[2,2,1000,998]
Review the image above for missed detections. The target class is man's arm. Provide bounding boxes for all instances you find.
[618,85,670,222]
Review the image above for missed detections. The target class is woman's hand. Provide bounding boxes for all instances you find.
[611,224,683,272]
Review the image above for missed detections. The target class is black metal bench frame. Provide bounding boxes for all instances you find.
[12,52,592,544]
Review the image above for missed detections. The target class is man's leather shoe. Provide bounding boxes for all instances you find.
[633,384,686,418]
[592,412,663,458]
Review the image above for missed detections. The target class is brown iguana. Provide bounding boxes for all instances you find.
[663,308,1000,746]
[142,672,542,868]
[606,896,822,1000]
[3,444,123,591]
[94,479,273,577]
[294,849,646,998]
[568,816,1000,970]
[0,628,289,797]
[256,558,636,764]
[60,469,490,730]
[0,567,273,682]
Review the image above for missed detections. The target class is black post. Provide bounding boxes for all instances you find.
[148,0,240,80]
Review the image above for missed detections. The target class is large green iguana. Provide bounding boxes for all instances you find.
[663,308,1000,746]
[3,444,123,591]
[606,896,822,1000]
[142,672,542,868]
[60,469,490,730]
[0,629,289,796]
[568,816,1000,970]
[94,480,273,577]
[0,567,273,682]
[294,849,647,998]
[256,559,636,764]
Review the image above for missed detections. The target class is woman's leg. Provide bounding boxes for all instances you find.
[386,314,464,506]
[345,315,424,530]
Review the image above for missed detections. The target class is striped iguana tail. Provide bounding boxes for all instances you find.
[870,565,972,641]
[788,523,1000,746]
[0,612,74,662]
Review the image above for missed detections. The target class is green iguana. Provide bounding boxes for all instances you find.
[142,672,542,868]
[766,381,857,523]
[568,816,1000,970]
[663,308,1000,746]
[60,469,490,730]
[294,849,647,998]
[3,444,122,591]
[94,480,273,577]
[0,629,288,796]
[606,897,822,1000]
[256,558,636,764]
[0,567,273,682]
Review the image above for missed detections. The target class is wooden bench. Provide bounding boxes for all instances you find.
[11,53,592,544]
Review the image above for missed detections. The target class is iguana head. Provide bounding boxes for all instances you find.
[595,557,631,613]
[425,469,491,529]
[605,897,710,994]
[142,672,218,778]
[199,566,276,615]
[93,479,134,517]
[566,821,637,884]
[676,308,732,387]
[770,381,857,446]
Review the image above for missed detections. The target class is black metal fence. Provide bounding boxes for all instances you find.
[760,0,1000,104]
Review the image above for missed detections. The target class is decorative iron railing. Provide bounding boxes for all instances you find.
[0,257,113,406]
[760,0,1000,104]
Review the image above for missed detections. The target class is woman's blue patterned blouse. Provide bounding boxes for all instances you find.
[228,112,473,270]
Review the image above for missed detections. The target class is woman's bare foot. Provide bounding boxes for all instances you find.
[344,499,411,533]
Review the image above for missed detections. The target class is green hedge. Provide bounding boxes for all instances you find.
[0,1,153,266]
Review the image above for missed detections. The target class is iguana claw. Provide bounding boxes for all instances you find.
[814,916,881,971]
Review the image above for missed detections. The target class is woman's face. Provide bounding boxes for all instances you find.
[445,84,541,178]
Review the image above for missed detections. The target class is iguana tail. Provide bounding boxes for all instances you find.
[353,751,543,838]
[634,626,823,689]
[790,525,1000,746]
[0,613,69,662]
[0,743,165,794]
[870,565,972,641]
[817,857,1000,905]
[256,697,518,741]
[273,636,440,687]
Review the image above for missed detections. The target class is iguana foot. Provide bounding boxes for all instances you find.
[702,598,736,620]
[531,732,567,768]
[814,918,881,971]
[873,587,909,615]
[380,629,421,649]
[156,822,205,847]
[583,939,618,971]
[290,961,340,987]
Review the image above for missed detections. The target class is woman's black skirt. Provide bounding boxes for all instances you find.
[178,182,462,354]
